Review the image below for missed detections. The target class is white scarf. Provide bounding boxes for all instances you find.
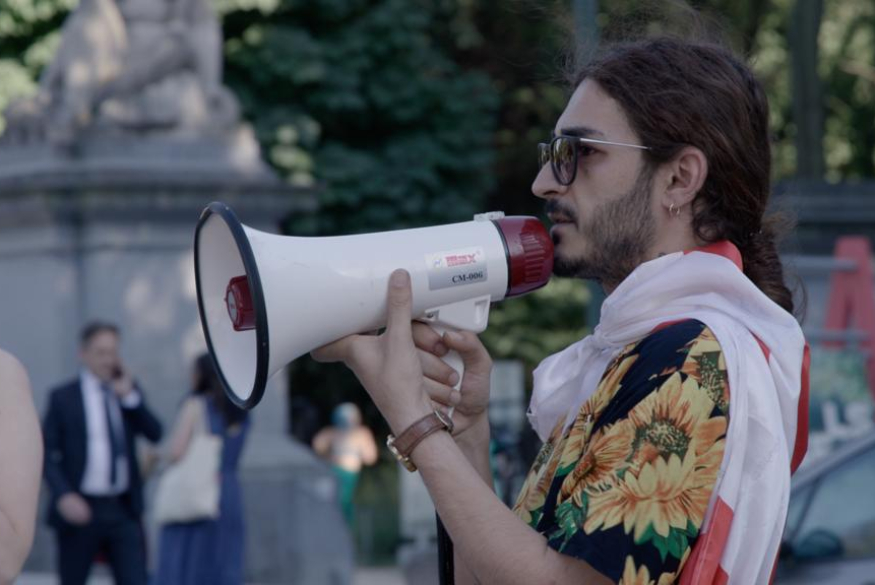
[528,243,808,584]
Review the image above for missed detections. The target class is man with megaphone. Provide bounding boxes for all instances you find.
[307,36,809,585]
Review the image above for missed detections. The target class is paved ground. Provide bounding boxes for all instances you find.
[16,567,406,585]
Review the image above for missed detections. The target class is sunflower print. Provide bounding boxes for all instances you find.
[513,417,568,526]
[618,553,686,585]
[514,320,729,584]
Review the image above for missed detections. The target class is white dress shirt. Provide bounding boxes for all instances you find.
[79,368,140,496]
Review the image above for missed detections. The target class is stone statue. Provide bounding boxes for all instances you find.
[2,0,242,150]
[2,0,126,147]
[97,0,240,133]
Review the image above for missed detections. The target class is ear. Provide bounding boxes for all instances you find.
[660,146,708,212]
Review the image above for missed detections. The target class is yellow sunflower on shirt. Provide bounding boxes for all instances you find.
[513,320,729,584]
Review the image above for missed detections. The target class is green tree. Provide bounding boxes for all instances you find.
[214,0,504,438]
[220,0,499,236]
[420,2,594,386]
[818,0,875,181]
[0,0,71,133]
[789,0,825,179]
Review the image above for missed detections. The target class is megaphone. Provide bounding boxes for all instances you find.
[194,202,553,410]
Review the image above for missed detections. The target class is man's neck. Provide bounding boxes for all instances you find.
[81,367,108,386]
[649,225,703,262]
[598,238,706,296]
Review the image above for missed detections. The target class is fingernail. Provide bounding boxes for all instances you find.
[449,391,461,405]
[448,371,460,386]
[390,270,409,288]
[434,342,449,356]
[444,331,461,343]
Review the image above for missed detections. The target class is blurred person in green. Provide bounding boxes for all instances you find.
[312,403,378,524]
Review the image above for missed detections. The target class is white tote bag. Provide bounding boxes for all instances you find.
[153,397,222,524]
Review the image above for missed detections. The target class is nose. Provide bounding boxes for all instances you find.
[532,162,567,201]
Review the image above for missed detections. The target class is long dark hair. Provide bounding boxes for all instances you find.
[194,353,247,428]
[574,37,795,314]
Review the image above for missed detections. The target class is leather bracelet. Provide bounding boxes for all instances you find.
[387,410,454,472]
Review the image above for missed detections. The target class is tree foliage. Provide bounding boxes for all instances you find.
[220,0,499,235]
[0,0,70,133]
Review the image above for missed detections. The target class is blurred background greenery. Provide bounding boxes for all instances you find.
[2,0,870,564]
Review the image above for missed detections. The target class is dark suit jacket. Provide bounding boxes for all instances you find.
[43,378,163,527]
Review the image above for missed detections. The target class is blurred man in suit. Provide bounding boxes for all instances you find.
[43,322,163,585]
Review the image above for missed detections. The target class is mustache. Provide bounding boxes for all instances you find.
[544,199,578,223]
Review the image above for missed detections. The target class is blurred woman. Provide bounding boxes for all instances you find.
[0,349,43,585]
[312,403,377,525]
[154,354,250,585]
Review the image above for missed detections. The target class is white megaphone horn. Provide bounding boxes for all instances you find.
[194,202,553,410]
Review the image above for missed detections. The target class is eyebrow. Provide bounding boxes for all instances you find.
[552,126,607,139]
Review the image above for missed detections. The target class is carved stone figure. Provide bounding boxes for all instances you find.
[1,0,242,150]
[97,0,240,133]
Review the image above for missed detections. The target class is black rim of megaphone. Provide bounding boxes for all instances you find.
[194,202,269,411]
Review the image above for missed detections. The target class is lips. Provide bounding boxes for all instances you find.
[548,214,575,225]
[545,200,577,226]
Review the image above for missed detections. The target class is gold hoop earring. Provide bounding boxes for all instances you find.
[669,203,681,218]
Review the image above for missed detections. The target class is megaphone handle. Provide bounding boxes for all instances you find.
[431,325,463,420]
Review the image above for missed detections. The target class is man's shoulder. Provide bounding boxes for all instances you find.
[48,378,82,401]
[594,319,727,431]
[636,318,716,353]
[623,319,722,365]
[605,319,721,394]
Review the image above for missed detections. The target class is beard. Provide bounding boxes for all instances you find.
[548,165,656,289]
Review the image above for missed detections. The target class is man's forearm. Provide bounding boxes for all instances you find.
[454,416,492,488]
[452,417,492,584]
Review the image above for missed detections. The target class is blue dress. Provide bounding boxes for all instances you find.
[155,397,250,585]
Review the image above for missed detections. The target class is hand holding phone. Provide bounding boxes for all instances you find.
[110,362,134,398]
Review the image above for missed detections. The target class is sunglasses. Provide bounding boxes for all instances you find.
[538,135,651,186]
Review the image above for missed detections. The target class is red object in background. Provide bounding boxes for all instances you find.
[226,275,256,331]
[495,217,554,297]
[823,236,875,401]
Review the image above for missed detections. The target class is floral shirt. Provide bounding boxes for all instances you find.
[513,320,729,584]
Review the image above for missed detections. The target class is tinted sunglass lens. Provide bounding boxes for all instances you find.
[538,143,551,168]
[552,137,576,185]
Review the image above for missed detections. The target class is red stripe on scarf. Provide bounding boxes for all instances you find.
[650,319,689,334]
[679,498,734,585]
[752,334,809,474]
[791,344,811,474]
[684,241,744,271]
[752,334,771,361]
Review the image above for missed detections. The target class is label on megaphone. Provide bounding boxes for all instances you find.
[194,203,553,409]
[426,247,488,290]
